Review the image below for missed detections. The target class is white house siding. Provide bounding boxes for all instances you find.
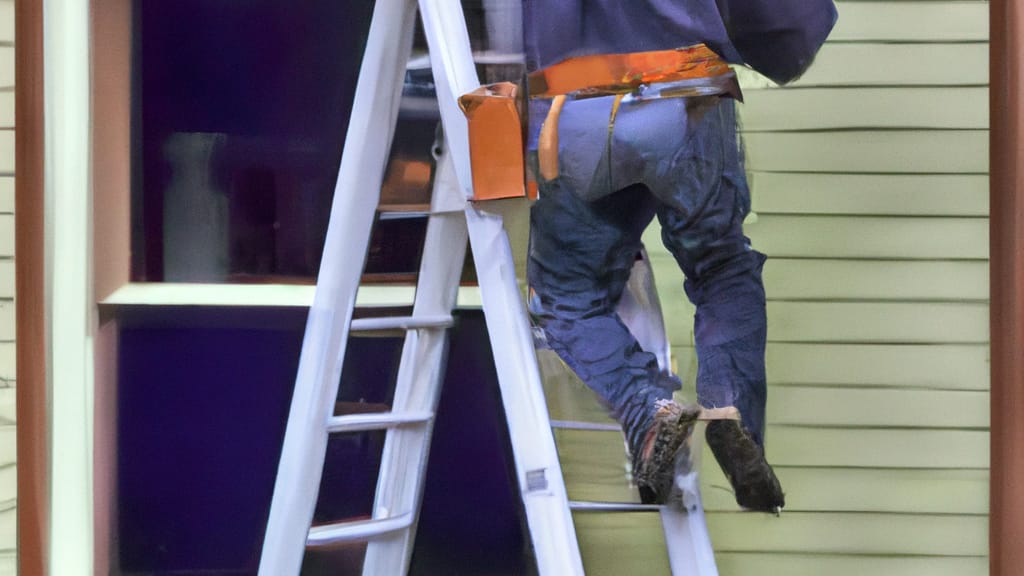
[638,2,989,574]
[0,0,16,572]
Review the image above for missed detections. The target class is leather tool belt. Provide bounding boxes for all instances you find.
[528,43,741,101]
[533,44,740,182]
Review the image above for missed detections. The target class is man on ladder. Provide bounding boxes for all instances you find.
[259,1,838,573]
[523,0,837,510]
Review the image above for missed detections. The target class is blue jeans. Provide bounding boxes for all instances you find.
[527,95,768,454]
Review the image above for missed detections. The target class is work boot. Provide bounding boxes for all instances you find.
[705,419,785,513]
[632,399,702,504]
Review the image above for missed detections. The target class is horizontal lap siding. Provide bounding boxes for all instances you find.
[741,87,988,131]
[640,2,991,574]
[708,512,988,555]
[0,131,11,175]
[715,554,987,576]
[0,0,14,562]
[762,342,990,389]
[829,1,987,42]
[0,48,10,92]
[559,429,988,510]
[0,93,11,129]
[751,215,986,258]
[744,131,987,173]
[750,173,989,216]
[0,179,10,215]
[571,514,987,576]
[762,259,988,301]
[735,42,988,88]
[0,1,11,48]
[766,301,988,343]
[765,386,989,428]
[705,467,989,514]
[651,215,988,259]
[653,342,989,393]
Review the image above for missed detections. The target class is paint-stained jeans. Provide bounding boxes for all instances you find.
[527,95,768,455]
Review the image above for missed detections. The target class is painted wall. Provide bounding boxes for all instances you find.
[652,2,988,574]
[0,0,17,571]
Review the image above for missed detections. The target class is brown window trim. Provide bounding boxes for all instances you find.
[990,1,1024,575]
[15,0,48,574]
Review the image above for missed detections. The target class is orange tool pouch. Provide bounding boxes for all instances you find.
[458,82,532,201]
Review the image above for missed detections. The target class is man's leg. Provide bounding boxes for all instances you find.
[651,98,783,511]
[528,177,703,503]
[657,197,768,446]
[528,178,665,451]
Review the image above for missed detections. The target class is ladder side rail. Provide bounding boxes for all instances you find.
[417,0,481,200]
[361,154,470,574]
[258,0,418,573]
[622,251,719,575]
[465,206,585,576]
[661,469,720,576]
[415,2,584,571]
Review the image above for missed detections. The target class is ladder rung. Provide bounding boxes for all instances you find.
[378,210,431,220]
[307,513,414,546]
[569,500,664,513]
[350,314,454,332]
[326,411,433,434]
[550,420,621,432]
[472,50,526,65]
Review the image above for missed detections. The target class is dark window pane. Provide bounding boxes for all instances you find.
[114,308,533,575]
[132,1,523,284]
[116,306,404,573]
[135,0,430,283]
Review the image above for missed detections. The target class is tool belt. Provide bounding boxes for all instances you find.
[533,44,740,182]
[528,43,741,101]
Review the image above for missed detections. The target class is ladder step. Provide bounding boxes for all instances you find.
[326,411,433,434]
[378,210,431,220]
[307,513,415,547]
[350,314,454,333]
[569,500,664,513]
[550,420,621,432]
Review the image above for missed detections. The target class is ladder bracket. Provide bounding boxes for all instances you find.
[525,468,549,492]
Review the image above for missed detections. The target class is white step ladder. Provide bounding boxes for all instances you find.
[258,1,718,574]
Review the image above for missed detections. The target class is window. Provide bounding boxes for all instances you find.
[99,2,531,574]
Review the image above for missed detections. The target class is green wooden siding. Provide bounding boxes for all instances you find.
[750,173,988,216]
[1,0,16,570]
[558,1,991,574]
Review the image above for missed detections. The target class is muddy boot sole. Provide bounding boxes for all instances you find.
[633,400,702,504]
[706,419,785,513]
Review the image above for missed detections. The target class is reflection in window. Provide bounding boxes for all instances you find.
[134,0,524,284]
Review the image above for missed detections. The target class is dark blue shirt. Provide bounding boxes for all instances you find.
[523,0,742,71]
[523,0,837,85]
